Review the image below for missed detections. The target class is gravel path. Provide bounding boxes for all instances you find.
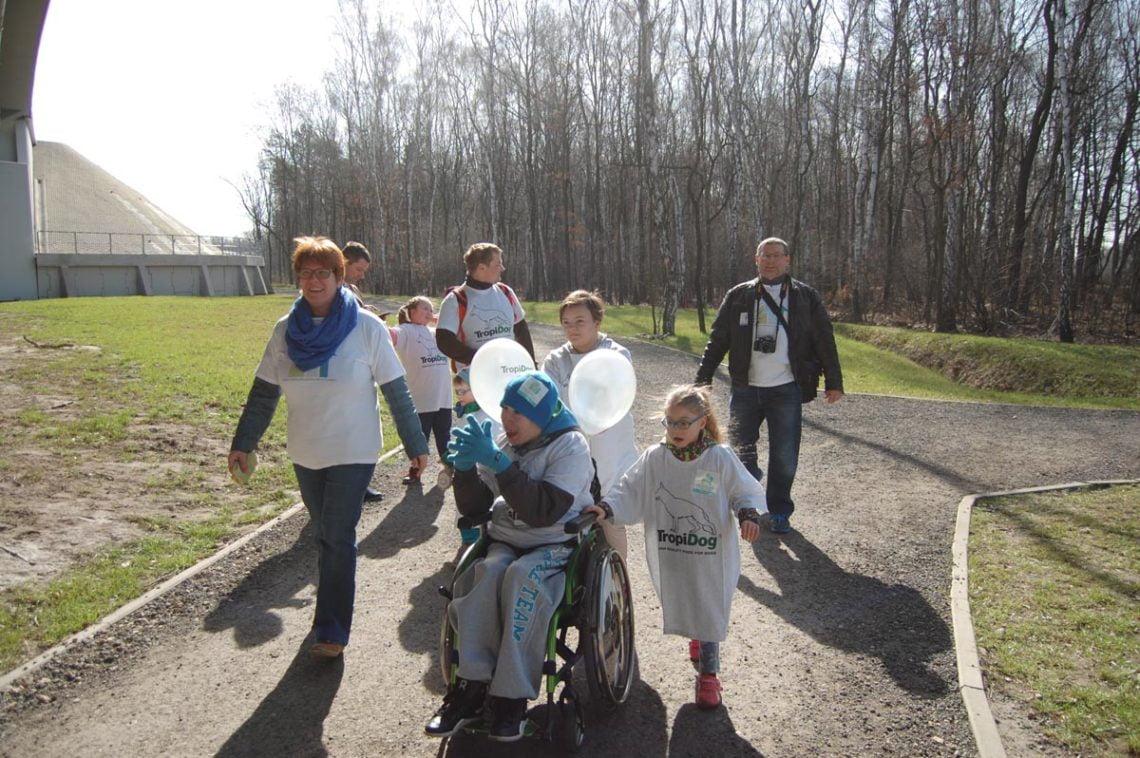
[2,323,1137,757]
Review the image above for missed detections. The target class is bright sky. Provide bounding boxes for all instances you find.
[32,0,341,237]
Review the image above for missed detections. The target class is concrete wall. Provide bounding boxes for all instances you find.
[0,120,39,301]
[35,254,270,298]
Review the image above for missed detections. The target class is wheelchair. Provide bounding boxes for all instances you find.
[437,510,636,749]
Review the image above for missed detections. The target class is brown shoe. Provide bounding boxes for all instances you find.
[310,641,345,659]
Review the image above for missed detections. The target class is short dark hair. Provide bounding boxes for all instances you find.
[342,241,371,263]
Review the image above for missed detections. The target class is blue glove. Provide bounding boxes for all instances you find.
[446,430,477,472]
[451,416,512,474]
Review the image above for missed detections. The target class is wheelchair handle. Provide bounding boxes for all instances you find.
[456,510,493,530]
[564,510,598,534]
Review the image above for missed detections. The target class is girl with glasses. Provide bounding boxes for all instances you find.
[585,384,765,710]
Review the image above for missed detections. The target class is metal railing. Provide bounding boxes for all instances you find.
[37,231,264,257]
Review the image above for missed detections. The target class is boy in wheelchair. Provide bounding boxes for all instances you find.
[425,371,596,742]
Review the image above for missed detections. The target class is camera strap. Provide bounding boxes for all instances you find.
[756,280,790,334]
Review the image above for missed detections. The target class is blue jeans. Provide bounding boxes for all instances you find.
[729,382,802,517]
[293,462,375,645]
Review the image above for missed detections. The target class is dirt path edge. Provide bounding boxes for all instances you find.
[0,446,408,693]
[950,478,1140,758]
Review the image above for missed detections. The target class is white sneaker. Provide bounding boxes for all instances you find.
[436,465,454,489]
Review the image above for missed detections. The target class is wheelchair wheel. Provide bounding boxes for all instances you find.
[582,545,635,708]
[558,692,586,751]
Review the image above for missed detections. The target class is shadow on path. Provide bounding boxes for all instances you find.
[804,416,984,494]
[215,642,343,757]
[358,483,445,560]
[202,524,315,648]
[403,561,454,694]
[669,703,763,756]
[741,531,951,695]
[435,678,669,757]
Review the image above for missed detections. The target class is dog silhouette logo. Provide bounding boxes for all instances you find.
[468,304,512,338]
[656,483,717,536]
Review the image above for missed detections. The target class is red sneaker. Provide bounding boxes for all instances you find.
[695,673,722,709]
[689,639,700,666]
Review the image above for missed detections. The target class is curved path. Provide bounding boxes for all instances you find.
[2,324,1137,757]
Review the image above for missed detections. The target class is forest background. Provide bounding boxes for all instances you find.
[235,0,1140,343]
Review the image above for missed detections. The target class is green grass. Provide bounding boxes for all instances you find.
[835,324,1140,406]
[0,294,401,672]
[969,484,1140,756]
[522,300,1140,409]
[0,513,240,668]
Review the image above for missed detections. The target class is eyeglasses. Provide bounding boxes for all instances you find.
[298,269,334,280]
[660,415,705,430]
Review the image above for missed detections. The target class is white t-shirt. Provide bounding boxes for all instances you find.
[255,310,404,469]
[389,322,452,413]
[748,281,795,387]
[542,334,639,496]
[605,443,767,641]
[436,282,526,361]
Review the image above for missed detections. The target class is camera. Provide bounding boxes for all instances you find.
[754,335,777,353]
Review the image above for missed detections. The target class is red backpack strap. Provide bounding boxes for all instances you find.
[495,282,519,312]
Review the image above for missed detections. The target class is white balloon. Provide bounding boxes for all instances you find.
[568,349,637,435]
[468,338,535,424]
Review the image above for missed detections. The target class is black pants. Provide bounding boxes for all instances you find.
[419,408,453,459]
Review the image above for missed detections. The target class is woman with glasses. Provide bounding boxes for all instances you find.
[227,236,429,659]
[585,384,765,710]
[541,289,639,558]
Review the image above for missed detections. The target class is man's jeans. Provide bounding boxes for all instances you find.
[293,462,375,645]
[729,382,802,517]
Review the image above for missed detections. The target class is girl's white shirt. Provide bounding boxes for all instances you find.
[389,322,452,412]
[604,443,766,641]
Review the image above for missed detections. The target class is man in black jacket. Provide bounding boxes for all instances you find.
[695,238,843,534]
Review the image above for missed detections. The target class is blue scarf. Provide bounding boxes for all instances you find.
[285,286,359,371]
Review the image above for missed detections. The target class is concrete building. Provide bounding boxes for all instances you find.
[1,0,267,301]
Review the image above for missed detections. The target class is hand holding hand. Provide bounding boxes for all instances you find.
[451,416,511,473]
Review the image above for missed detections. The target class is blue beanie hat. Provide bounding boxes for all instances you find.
[500,371,578,434]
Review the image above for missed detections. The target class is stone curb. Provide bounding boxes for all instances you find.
[951,478,1140,758]
[0,445,407,692]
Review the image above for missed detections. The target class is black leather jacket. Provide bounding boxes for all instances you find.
[694,276,843,402]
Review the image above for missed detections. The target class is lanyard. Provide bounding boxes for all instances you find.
[754,279,788,339]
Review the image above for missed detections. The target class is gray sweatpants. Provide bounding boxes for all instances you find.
[449,541,572,700]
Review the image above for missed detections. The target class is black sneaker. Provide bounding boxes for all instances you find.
[487,696,528,742]
[425,678,487,737]
[363,487,384,503]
